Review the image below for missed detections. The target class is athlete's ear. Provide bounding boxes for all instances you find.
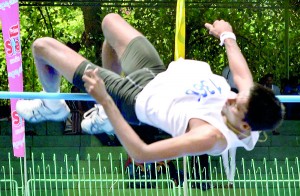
[240,121,251,131]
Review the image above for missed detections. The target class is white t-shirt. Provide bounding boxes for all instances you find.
[135,58,259,155]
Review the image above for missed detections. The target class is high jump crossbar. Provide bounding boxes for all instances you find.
[0,92,93,101]
[0,91,299,103]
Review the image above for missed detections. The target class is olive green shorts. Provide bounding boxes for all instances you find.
[73,36,166,124]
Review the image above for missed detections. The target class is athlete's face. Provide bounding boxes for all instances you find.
[222,91,249,130]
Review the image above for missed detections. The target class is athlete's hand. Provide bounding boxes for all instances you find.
[82,68,109,104]
[205,20,233,39]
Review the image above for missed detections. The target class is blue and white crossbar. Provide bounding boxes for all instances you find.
[0,92,94,101]
[0,91,299,102]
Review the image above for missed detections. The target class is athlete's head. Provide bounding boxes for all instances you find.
[222,83,284,132]
[244,83,284,131]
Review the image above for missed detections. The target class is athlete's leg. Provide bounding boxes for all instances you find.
[102,40,122,74]
[31,13,142,93]
[75,13,164,125]
[101,13,143,75]
[16,38,87,122]
[32,37,86,92]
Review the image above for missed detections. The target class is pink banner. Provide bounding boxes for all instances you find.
[0,0,25,157]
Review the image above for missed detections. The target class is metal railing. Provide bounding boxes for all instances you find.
[1,152,300,195]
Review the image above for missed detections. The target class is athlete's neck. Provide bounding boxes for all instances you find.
[225,120,250,139]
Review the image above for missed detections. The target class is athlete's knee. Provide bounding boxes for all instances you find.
[102,13,122,31]
[32,37,54,56]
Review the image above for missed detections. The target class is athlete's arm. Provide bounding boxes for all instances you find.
[82,69,226,162]
[205,20,253,112]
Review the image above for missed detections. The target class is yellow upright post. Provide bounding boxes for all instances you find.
[175,0,187,195]
[174,0,185,60]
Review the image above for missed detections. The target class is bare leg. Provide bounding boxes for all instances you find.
[22,14,143,123]
[32,37,86,92]
[101,13,142,73]
[16,37,87,122]
[102,40,122,74]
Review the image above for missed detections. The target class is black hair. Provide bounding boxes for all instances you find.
[244,83,284,131]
